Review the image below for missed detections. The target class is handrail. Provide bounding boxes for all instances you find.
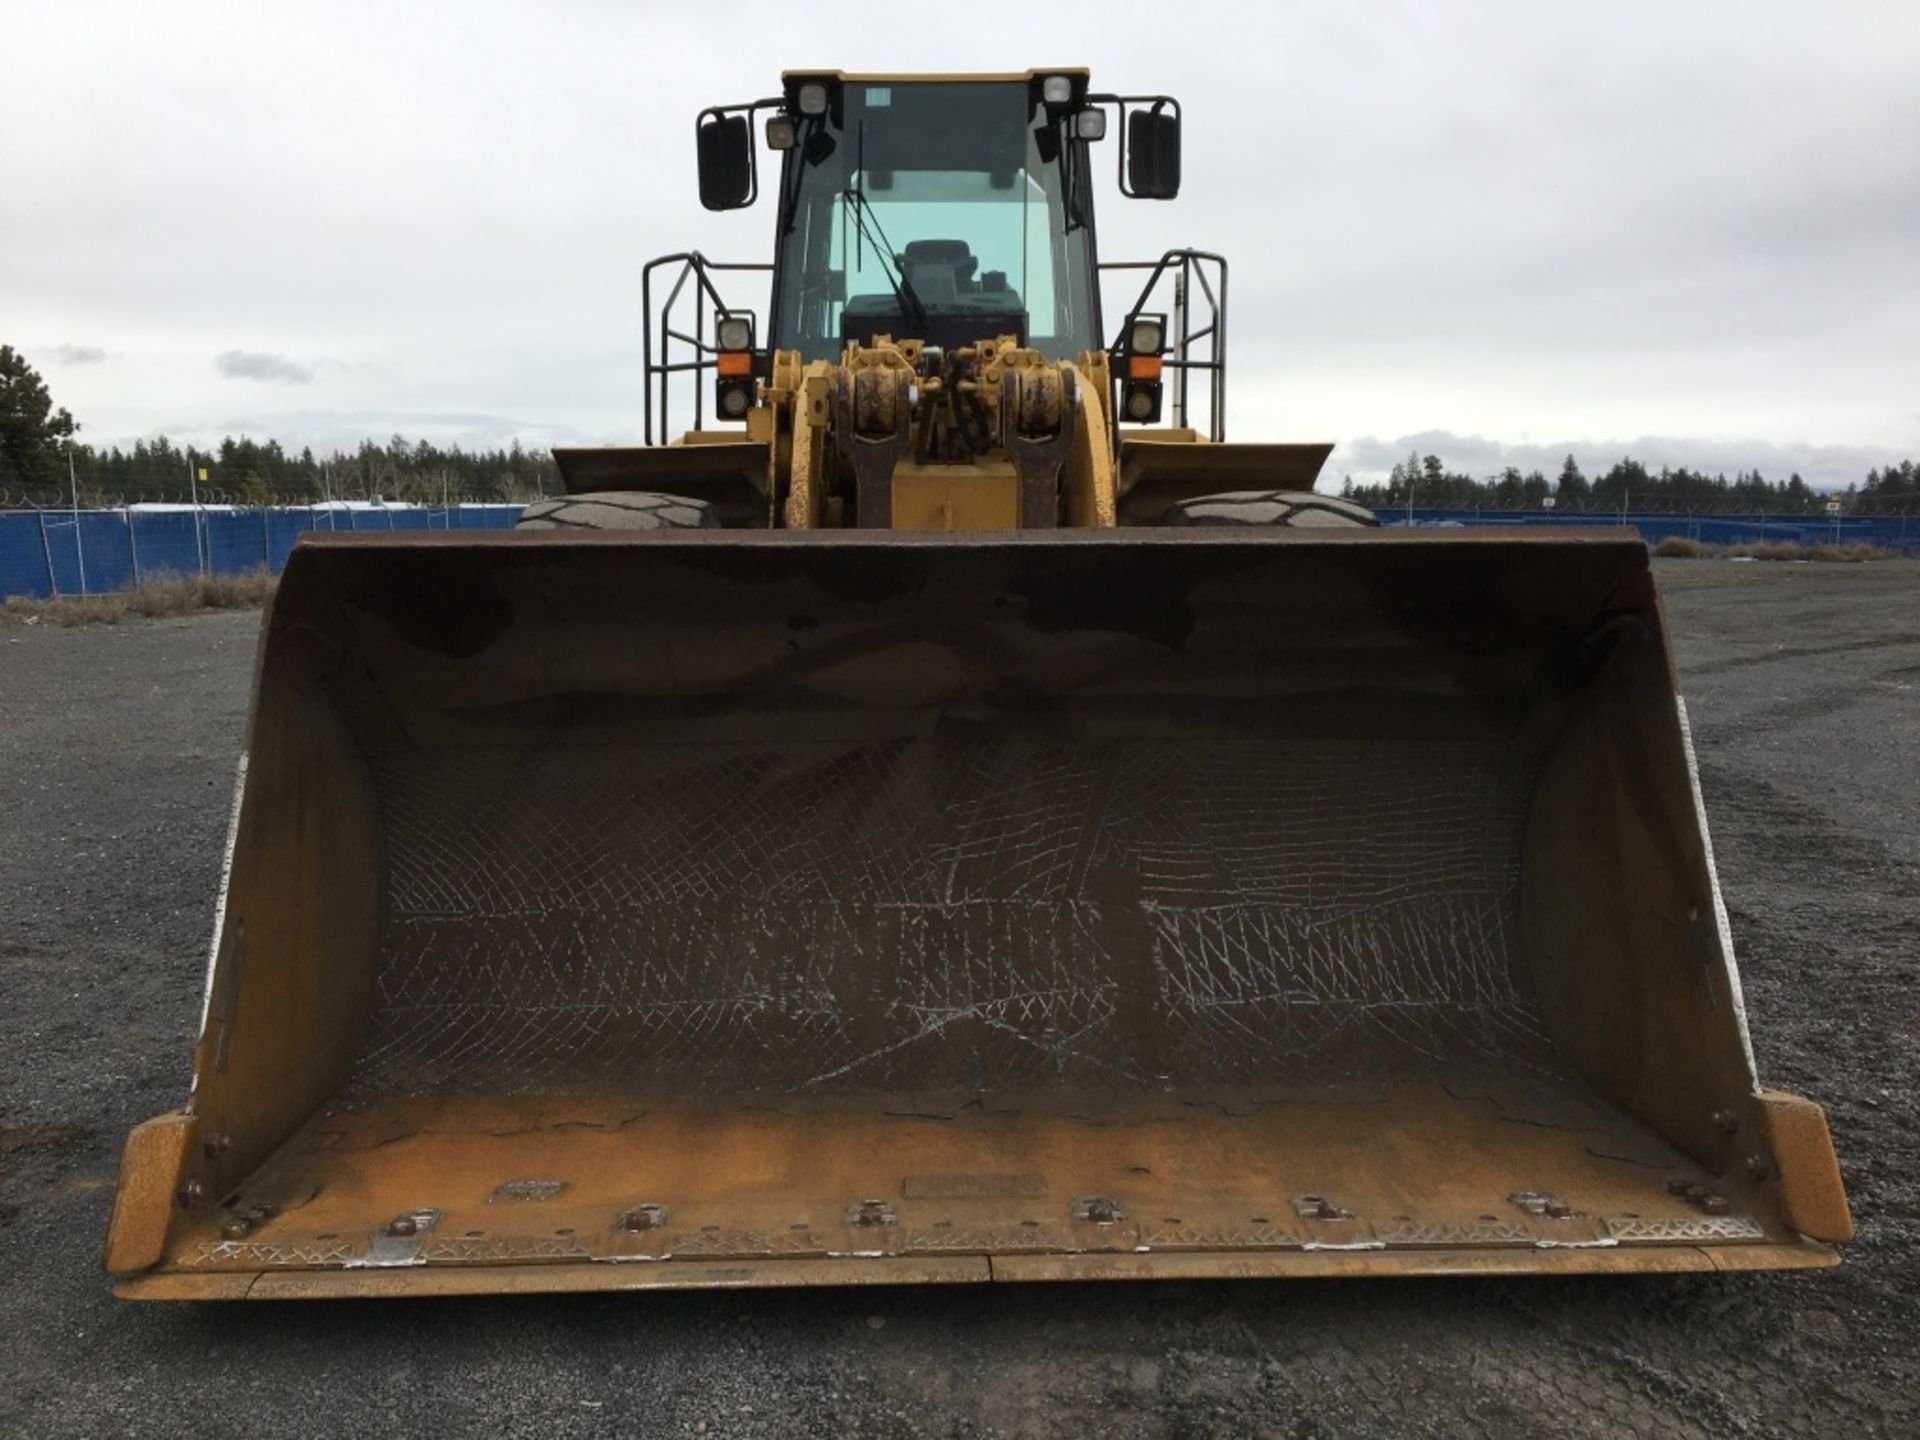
[641,252,774,445]
[1100,249,1228,443]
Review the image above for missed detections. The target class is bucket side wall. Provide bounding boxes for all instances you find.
[1523,589,1775,1175]
[171,552,387,1217]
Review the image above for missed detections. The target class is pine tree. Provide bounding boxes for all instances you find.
[1555,454,1590,510]
[0,344,79,490]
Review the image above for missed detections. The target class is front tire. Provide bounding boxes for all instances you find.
[515,491,720,531]
[1161,490,1378,528]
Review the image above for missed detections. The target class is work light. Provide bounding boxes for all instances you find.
[715,312,755,354]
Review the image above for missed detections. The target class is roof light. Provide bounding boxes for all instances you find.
[1040,74,1074,106]
[796,82,829,116]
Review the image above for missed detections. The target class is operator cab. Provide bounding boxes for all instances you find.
[675,70,1189,445]
[769,76,1102,362]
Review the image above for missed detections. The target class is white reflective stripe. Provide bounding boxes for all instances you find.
[189,751,248,1099]
[1677,697,1759,1084]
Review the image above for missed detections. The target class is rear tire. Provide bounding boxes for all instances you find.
[1161,490,1378,528]
[516,491,720,531]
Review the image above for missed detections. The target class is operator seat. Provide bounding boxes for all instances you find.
[897,239,978,307]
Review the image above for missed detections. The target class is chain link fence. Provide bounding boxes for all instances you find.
[0,450,551,514]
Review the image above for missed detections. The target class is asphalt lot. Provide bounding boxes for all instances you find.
[1,558,1915,1438]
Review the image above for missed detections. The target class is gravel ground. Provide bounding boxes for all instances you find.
[0,559,1914,1439]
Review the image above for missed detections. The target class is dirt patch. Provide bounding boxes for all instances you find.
[0,1127,91,1156]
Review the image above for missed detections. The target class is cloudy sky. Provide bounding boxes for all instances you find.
[4,0,1917,487]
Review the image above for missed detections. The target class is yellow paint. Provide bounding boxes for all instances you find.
[892,463,1019,530]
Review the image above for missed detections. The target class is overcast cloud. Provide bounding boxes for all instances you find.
[47,344,110,366]
[214,350,314,385]
[2,0,1916,487]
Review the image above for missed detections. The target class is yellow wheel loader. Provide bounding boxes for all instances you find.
[107,70,1850,1298]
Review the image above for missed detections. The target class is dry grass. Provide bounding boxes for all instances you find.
[1,568,276,627]
[1805,542,1890,562]
[1652,536,1896,562]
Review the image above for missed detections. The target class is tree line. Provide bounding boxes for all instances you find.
[38,434,560,507]
[2,344,557,506]
[6,343,1915,513]
[1342,452,1919,516]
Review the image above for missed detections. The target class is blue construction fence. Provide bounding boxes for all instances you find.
[0,504,524,602]
[1386,508,1919,552]
[5,503,1915,602]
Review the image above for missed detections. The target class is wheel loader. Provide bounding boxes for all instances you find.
[106,70,1850,1298]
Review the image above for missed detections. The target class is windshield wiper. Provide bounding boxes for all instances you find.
[842,184,930,334]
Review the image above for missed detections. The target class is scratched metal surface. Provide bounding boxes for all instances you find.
[290,530,1655,1103]
[350,732,1552,1096]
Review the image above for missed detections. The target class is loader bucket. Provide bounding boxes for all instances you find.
[108,528,1850,1297]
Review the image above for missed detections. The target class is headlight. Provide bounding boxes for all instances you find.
[1124,387,1157,421]
[1128,314,1166,355]
[1040,74,1074,106]
[765,115,797,151]
[719,385,751,418]
[716,313,754,352]
[796,82,829,116]
[1075,108,1107,141]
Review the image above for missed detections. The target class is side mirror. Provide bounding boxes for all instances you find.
[1126,108,1181,200]
[697,112,753,211]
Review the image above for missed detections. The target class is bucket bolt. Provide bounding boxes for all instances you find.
[846,1199,898,1229]
[1667,1178,1732,1215]
[1510,1190,1575,1219]
[1074,1198,1126,1226]
[618,1203,669,1233]
[1292,1195,1352,1222]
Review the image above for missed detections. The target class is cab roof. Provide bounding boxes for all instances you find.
[779,68,1090,85]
